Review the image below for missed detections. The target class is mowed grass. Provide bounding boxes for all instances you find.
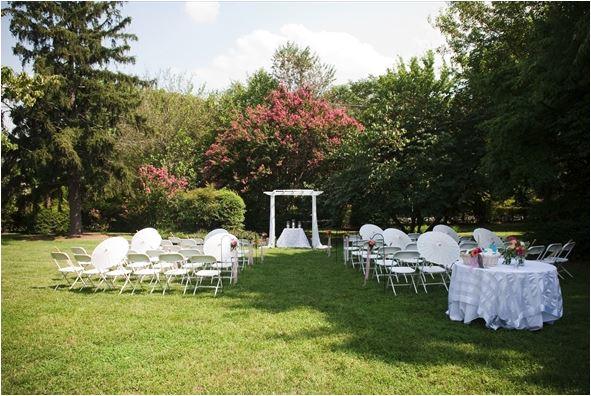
[1,235,589,394]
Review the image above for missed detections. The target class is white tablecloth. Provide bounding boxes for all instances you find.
[276,228,311,248]
[448,260,563,330]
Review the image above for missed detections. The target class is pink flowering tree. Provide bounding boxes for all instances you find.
[130,164,188,228]
[203,86,363,228]
[138,164,188,197]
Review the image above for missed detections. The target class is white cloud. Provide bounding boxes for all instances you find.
[193,24,396,91]
[185,2,220,24]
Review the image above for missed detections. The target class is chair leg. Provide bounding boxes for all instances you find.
[119,275,131,295]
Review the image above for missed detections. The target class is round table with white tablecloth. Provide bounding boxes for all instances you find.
[447,260,563,330]
[276,228,311,248]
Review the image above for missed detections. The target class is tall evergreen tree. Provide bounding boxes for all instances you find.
[2,1,146,234]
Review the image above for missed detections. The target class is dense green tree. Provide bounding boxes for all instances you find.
[326,52,483,231]
[271,41,335,95]
[436,2,589,245]
[2,1,146,235]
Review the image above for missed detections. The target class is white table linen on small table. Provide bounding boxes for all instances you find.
[276,228,311,248]
[448,260,563,330]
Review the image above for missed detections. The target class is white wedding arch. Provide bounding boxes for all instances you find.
[263,189,324,248]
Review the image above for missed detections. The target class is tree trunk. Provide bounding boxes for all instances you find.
[426,216,443,231]
[68,176,83,236]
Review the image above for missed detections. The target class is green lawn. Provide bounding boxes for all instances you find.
[1,235,589,394]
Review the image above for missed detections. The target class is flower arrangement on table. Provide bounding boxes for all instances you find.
[502,237,526,266]
[461,247,499,268]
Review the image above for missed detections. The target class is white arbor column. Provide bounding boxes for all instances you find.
[268,194,276,247]
[311,194,322,248]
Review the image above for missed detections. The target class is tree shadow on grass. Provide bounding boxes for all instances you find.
[224,247,590,394]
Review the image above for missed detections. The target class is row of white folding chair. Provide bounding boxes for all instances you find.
[52,251,130,293]
[165,237,204,247]
[54,250,222,296]
[127,252,222,295]
[536,242,575,278]
[377,250,448,295]
[355,246,447,295]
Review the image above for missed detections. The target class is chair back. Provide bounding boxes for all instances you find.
[160,240,173,247]
[71,247,88,255]
[393,250,421,267]
[169,236,181,245]
[179,248,202,259]
[73,253,92,267]
[188,255,217,269]
[459,236,474,243]
[405,242,418,251]
[51,252,72,269]
[146,249,165,260]
[542,243,562,260]
[379,246,401,259]
[525,245,545,260]
[558,241,575,259]
[127,253,151,265]
[180,239,198,248]
[158,253,185,268]
[407,233,421,241]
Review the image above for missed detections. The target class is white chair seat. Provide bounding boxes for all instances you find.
[135,268,160,276]
[390,266,415,274]
[195,269,221,277]
[420,266,446,274]
[164,269,188,276]
[59,266,83,273]
[128,262,150,270]
[106,269,132,277]
[183,263,205,270]
[82,268,106,275]
[399,258,422,264]
[212,262,232,269]
[153,263,173,270]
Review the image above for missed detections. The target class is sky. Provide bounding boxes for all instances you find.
[1,1,448,92]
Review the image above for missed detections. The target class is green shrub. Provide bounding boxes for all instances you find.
[30,207,70,235]
[172,187,245,231]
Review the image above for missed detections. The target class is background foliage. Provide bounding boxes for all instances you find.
[2,2,588,249]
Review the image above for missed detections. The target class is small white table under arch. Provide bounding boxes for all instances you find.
[264,189,324,248]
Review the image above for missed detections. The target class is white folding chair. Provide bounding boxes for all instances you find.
[146,249,165,268]
[160,253,190,295]
[192,255,222,296]
[51,252,85,290]
[540,243,563,262]
[374,246,401,283]
[543,242,575,278]
[387,251,421,295]
[126,252,151,271]
[408,233,421,242]
[128,253,163,294]
[525,245,545,260]
[104,260,133,295]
